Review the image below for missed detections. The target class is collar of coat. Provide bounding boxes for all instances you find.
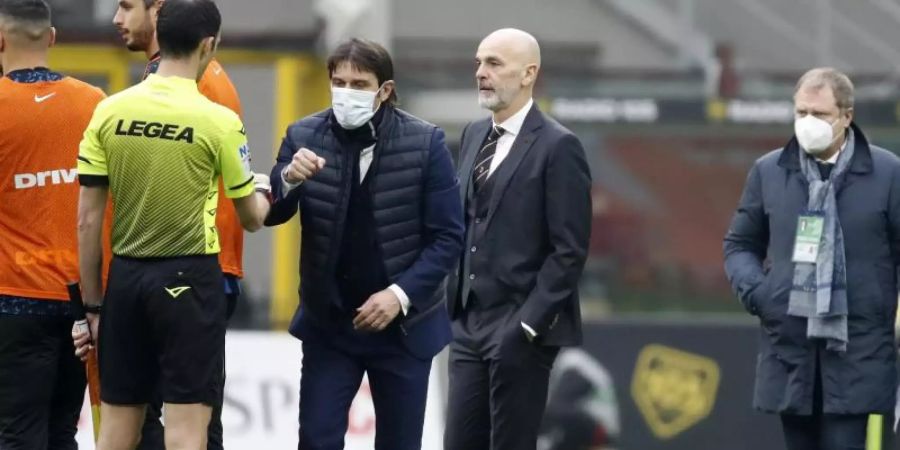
[778,121,873,175]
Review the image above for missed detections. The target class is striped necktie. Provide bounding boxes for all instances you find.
[472,125,505,192]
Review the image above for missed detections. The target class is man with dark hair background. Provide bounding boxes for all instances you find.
[266,38,464,450]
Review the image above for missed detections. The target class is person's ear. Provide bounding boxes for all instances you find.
[378,80,395,104]
[522,64,539,87]
[199,36,215,58]
[844,107,854,128]
[151,0,164,22]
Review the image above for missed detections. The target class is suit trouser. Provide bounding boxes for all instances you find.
[0,313,86,450]
[444,298,559,450]
[298,321,432,450]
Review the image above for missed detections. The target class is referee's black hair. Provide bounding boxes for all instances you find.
[0,0,51,26]
[327,38,398,105]
[155,0,220,59]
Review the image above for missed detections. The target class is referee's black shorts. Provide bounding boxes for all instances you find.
[99,254,225,406]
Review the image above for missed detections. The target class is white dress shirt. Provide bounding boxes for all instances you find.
[281,123,411,315]
[482,98,540,339]
[488,98,534,177]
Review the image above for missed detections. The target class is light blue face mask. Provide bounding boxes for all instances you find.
[331,84,385,129]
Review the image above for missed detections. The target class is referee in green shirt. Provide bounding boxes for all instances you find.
[72,1,270,448]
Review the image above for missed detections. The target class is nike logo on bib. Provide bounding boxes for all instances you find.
[164,286,191,298]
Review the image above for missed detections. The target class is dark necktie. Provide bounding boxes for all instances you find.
[817,162,833,181]
[472,125,505,192]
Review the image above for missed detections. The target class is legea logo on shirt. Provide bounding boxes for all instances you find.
[13,168,78,190]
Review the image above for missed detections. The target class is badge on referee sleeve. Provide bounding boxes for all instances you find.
[238,143,251,175]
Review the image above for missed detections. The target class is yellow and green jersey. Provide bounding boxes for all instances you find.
[78,74,255,258]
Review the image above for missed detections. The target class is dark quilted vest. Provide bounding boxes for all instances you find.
[285,107,437,319]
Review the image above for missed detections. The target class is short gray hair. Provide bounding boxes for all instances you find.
[794,67,855,111]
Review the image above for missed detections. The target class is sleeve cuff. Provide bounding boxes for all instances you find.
[521,322,538,339]
[282,167,302,194]
[78,174,109,186]
[388,284,410,316]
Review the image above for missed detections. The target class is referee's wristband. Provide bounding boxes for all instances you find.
[84,304,102,314]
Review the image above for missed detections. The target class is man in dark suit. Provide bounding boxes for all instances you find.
[444,28,593,450]
[265,38,465,450]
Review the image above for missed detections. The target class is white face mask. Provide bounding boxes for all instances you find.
[331,85,382,130]
[794,115,840,155]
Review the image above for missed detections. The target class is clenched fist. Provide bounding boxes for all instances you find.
[283,148,326,184]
